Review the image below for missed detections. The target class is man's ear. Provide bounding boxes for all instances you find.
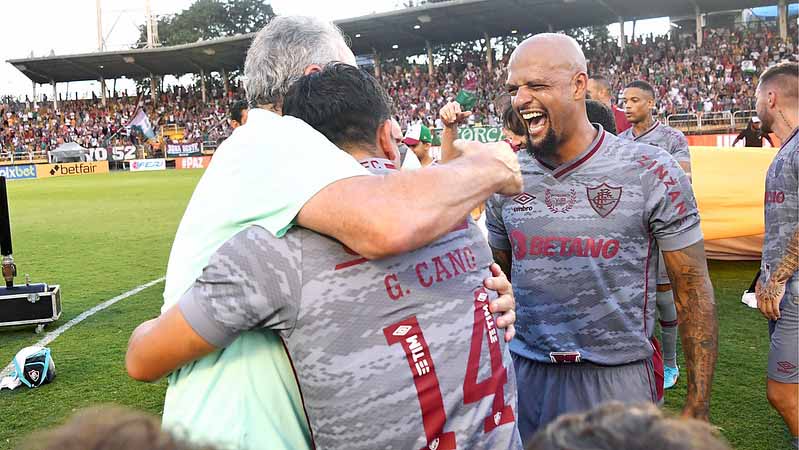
[303,64,323,76]
[573,73,588,100]
[768,90,778,109]
[377,120,400,164]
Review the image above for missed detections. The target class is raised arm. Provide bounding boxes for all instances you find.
[439,101,472,163]
[757,225,799,320]
[297,143,521,259]
[662,240,718,421]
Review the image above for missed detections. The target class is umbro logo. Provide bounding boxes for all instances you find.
[777,361,797,374]
[392,325,412,336]
[513,192,535,205]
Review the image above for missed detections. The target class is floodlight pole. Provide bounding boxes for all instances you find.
[778,0,788,41]
[373,49,381,78]
[426,41,434,77]
[51,81,58,112]
[695,6,703,48]
[484,32,493,73]
[618,17,626,50]
[146,0,155,48]
[200,69,207,103]
[97,0,107,106]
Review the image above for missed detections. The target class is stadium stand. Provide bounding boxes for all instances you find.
[1,4,797,160]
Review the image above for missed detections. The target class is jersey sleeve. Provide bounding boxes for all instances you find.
[178,226,302,348]
[485,195,511,251]
[643,151,703,252]
[669,130,692,169]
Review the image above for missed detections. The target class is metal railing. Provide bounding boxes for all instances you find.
[665,113,700,132]
[0,149,49,165]
[699,111,734,131]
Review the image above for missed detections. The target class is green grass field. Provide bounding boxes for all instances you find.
[0,170,792,450]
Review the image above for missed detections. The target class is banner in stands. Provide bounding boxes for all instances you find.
[36,161,109,179]
[686,133,780,148]
[166,142,202,157]
[85,146,138,162]
[176,156,212,169]
[130,159,166,172]
[690,146,776,260]
[0,164,37,180]
[433,127,504,144]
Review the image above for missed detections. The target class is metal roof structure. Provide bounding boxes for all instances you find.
[6,0,782,84]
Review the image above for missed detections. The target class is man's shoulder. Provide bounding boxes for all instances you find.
[657,123,688,143]
[602,132,675,170]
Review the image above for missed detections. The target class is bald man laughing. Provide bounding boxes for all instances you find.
[485,33,718,441]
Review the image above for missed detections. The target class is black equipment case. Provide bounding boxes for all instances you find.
[0,283,61,328]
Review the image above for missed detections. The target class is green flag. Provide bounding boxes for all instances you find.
[455,90,477,110]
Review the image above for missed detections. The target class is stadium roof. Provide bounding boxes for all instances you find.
[7,0,780,84]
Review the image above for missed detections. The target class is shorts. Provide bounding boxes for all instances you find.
[512,353,657,444]
[768,290,799,384]
[657,251,670,285]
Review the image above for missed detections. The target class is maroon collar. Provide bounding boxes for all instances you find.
[535,126,606,179]
[781,127,799,151]
[632,121,660,141]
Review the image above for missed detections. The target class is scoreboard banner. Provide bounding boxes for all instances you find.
[166,142,202,157]
[84,146,138,162]
[36,161,109,179]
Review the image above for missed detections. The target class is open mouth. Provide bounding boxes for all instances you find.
[520,109,548,136]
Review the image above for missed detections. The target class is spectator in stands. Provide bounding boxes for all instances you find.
[732,117,775,147]
[525,402,730,450]
[587,76,630,132]
[18,406,217,450]
[402,123,435,166]
[229,99,249,128]
[585,99,618,135]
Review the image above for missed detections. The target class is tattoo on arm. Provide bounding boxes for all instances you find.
[491,247,512,283]
[772,226,799,284]
[663,241,718,418]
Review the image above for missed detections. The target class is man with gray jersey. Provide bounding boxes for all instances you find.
[753,61,799,448]
[619,79,694,390]
[130,64,523,450]
[487,33,718,443]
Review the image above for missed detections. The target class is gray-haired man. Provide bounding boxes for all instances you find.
[126,16,521,450]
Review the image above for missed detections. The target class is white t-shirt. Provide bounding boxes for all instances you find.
[161,108,368,450]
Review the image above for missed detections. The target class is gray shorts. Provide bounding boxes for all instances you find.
[657,251,671,285]
[768,291,799,384]
[512,353,657,444]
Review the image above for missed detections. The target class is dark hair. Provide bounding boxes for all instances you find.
[585,99,617,135]
[759,62,799,97]
[283,63,392,150]
[589,76,612,92]
[230,100,248,123]
[502,103,527,137]
[18,405,217,450]
[527,402,730,450]
[625,80,656,99]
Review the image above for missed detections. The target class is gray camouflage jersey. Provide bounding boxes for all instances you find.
[179,157,522,450]
[760,128,799,296]
[486,126,703,365]
[619,121,692,172]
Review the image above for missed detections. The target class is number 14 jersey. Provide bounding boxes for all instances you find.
[178,158,522,450]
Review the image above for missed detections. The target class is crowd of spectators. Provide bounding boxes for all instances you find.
[2,19,796,156]
[0,85,236,159]
[378,19,799,128]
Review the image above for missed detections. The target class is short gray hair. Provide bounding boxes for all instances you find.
[244,16,349,107]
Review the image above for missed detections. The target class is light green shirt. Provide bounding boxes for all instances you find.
[161,108,368,450]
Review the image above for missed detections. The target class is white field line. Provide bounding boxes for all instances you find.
[1,277,165,378]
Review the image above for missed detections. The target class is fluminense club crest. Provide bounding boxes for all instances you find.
[545,188,577,213]
[586,183,623,218]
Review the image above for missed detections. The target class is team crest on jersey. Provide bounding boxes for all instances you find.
[544,188,576,213]
[586,183,622,218]
[28,369,40,383]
